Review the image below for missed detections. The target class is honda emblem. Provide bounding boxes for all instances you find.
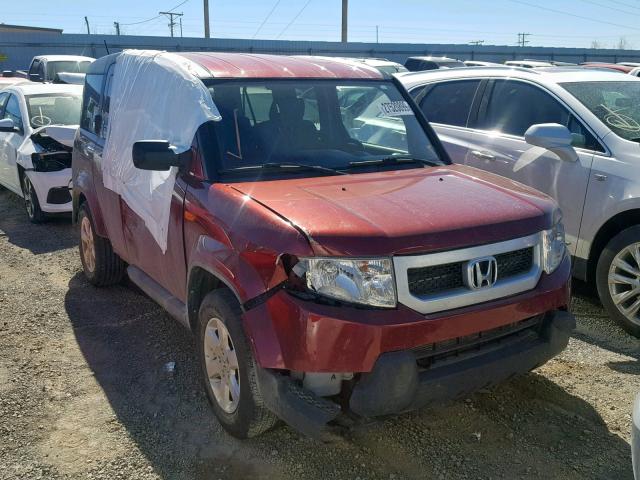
[465,256,498,290]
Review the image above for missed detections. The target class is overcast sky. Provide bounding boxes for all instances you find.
[4,0,640,49]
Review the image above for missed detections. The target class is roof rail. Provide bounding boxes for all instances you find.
[400,65,539,77]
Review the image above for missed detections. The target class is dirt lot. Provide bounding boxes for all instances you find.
[0,187,638,480]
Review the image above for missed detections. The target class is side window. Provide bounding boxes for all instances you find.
[480,80,569,137]
[567,115,604,152]
[80,74,104,135]
[4,94,23,132]
[420,80,481,127]
[481,80,604,152]
[100,65,115,139]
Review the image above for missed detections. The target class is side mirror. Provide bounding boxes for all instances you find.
[29,73,43,82]
[132,140,189,171]
[524,123,578,162]
[0,118,16,132]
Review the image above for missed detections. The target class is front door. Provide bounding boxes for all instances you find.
[0,94,26,194]
[461,79,604,256]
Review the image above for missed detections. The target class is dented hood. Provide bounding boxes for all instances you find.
[231,164,556,257]
[31,125,78,148]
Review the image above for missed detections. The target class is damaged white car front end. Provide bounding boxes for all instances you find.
[17,124,76,215]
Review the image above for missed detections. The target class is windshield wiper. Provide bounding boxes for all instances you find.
[223,162,348,176]
[348,155,438,169]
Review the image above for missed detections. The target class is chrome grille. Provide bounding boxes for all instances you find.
[393,233,543,315]
[408,247,533,296]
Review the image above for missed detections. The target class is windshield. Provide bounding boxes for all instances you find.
[25,93,82,128]
[561,81,640,142]
[204,79,442,179]
[47,61,92,78]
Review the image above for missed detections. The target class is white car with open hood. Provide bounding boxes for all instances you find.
[0,83,81,222]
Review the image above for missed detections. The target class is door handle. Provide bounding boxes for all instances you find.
[471,150,495,160]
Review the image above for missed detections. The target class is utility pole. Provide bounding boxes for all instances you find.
[114,21,120,35]
[179,16,183,37]
[341,0,348,43]
[204,0,210,38]
[84,16,90,34]
[469,40,484,45]
[517,33,531,47]
[376,25,379,43]
[160,11,184,37]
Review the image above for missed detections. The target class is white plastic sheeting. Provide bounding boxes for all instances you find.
[102,50,221,252]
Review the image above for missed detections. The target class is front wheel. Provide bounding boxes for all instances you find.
[22,174,45,223]
[596,226,640,337]
[197,289,278,438]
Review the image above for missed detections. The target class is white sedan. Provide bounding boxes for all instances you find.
[0,83,81,222]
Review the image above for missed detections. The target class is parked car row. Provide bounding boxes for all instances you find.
[0,51,635,451]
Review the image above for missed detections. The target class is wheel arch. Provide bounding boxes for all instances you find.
[187,264,243,332]
[587,208,640,283]
[16,164,26,195]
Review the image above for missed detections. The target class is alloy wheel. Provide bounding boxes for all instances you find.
[23,176,34,218]
[80,215,96,273]
[204,317,240,414]
[608,242,640,327]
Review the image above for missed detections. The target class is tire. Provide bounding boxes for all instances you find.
[197,289,278,438]
[596,226,640,337]
[78,202,126,286]
[22,174,46,224]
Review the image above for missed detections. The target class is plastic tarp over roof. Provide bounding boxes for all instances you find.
[102,50,220,252]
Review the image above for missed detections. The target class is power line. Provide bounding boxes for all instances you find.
[276,0,313,39]
[508,0,640,31]
[120,0,189,26]
[580,0,640,16]
[253,0,282,39]
[603,0,640,11]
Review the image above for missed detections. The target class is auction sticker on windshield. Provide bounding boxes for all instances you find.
[379,101,413,117]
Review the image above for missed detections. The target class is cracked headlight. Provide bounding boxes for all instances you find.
[293,258,396,308]
[542,221,566,274]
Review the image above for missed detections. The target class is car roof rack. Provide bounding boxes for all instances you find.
[399,65,539,77]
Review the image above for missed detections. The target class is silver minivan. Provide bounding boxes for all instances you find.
[400,67,640,337]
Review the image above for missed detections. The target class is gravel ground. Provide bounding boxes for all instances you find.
[0,186,638,480]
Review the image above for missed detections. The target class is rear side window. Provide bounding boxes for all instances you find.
[80,73,104,135]
[420,80,481,127]
[100,65,115,139]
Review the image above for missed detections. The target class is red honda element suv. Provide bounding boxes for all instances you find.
[72,52,573,439]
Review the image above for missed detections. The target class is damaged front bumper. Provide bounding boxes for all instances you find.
[248,256,573,439]
[255,310,574,439]
[26,169,72,213]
